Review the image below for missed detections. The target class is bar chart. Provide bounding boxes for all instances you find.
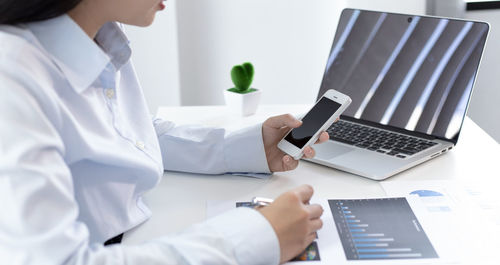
[329,198,438,260]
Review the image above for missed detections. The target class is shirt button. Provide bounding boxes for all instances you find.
[105,88,115,99]
[135,141,145,150]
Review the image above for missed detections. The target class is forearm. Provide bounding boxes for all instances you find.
[153,118,270,174]
[121,208,279,265]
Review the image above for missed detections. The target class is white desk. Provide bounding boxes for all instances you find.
[123,104,499,259]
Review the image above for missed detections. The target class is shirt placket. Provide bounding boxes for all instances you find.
[99,63,148,155]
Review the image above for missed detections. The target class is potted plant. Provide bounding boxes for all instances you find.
[223,62,262,116]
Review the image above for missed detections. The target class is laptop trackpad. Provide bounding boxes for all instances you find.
[316,142,356,159]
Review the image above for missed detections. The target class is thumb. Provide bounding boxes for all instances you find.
[265,114,302,129]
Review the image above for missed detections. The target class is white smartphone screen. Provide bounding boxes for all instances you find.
[284,97,342,148]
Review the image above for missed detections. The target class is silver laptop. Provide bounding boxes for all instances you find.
[308,9,489,180]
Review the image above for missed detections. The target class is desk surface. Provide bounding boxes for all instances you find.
[123,105,499,247]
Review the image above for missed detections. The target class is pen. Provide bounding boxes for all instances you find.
[251,197,274,208]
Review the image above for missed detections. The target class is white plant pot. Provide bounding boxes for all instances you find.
[223,89,262,116]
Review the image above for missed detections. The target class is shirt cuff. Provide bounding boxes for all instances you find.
[205,207,280,265]
[223,123,271,174]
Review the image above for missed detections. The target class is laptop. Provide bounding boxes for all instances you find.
[308,8,489,180]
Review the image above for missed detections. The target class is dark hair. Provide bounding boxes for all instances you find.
[0,0,82,25]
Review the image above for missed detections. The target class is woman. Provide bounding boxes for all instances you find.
[0,0,328,264]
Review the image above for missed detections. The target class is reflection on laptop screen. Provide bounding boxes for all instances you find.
[318,9,488,140]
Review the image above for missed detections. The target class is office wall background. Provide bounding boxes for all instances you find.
[175,0,344,107]
[176,0,425,107]
[127,0,499,143]
[124,0,181,111]
[462,9,500,143]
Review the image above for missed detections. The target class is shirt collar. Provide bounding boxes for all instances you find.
[27,15,131,93]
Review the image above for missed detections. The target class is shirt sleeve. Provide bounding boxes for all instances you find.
[0,58,279,265]
[120,208,280,265]
[153,118,271,174]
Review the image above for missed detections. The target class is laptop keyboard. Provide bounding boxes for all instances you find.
[327,120,438,158]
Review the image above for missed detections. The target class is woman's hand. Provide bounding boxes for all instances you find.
[258,185,323,263]
[262,114,329,172]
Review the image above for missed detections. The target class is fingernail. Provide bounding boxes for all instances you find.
[284,156,290,162]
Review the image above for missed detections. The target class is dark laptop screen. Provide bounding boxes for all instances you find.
[318,9,488,141]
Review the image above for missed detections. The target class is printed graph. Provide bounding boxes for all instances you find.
[329,198,438,260]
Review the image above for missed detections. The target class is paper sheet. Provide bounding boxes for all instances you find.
[381,180,500,264]
[207,197,454,264]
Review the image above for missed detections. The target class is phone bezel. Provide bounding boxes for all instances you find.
[278,89,352,160]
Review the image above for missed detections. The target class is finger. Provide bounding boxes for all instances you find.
[305,204,324,219]
[302,146,315,159]
[304,233,317,247]
[315,132,329,144]
[265,114,302,129]
[283,155,299,171]
[309,218,323,233]
[294,184,314,204]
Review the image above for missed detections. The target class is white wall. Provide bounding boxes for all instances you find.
[346,0,426,15]
[175,0,426,106]
[426,0,465,18]
[176,0,344,106]
[126,0,425,110]
[124,0,180,114]
[463,9,500,143]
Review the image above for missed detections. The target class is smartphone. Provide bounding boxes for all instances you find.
[278,89,352,160]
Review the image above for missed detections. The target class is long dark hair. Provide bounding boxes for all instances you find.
[0,0,82,24]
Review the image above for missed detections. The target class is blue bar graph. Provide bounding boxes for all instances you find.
[355,243,389,247]
[357,248,412,253]
[353,238,394,242]
[329,198,438,260]
[348,224,368,227]
[352,233,384,237]
[359,253,422,259]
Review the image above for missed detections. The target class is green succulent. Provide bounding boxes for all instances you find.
[228,62,257,94]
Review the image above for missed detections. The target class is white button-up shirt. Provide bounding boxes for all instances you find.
[0,15,279,265]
